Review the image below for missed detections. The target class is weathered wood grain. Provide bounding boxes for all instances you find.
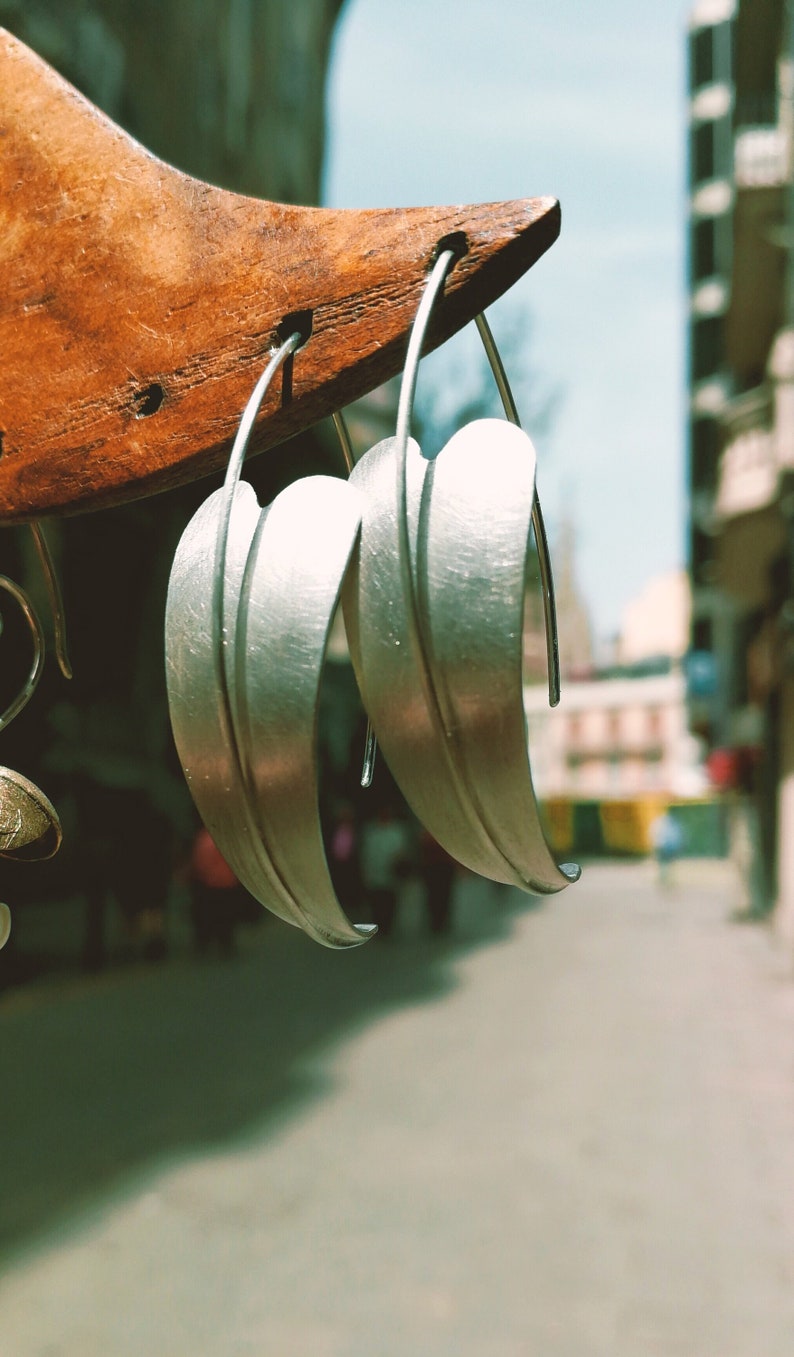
[0,29,560,521]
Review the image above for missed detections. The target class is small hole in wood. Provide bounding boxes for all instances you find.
[434,232,468,264]
[0,431,5,458]
[133,383,165,418]
[277,310,313,351]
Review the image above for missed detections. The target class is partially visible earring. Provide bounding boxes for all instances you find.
[0,767,62,862]
[0,571,64,949]
[343,252,579,894]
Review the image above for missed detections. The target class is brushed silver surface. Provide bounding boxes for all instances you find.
[166,479,374,948]
[166,482,301,929]
[343,420,576,895]
[234,476,374,947]
[0,768,62,861]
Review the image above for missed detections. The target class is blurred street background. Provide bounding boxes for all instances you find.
[3,861,794,1356]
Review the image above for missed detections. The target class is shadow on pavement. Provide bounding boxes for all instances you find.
[0,874,542,1265]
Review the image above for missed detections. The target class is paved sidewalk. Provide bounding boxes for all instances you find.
[2,860,794,1355]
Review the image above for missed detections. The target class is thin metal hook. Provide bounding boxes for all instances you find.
[331,410,355,476]
[392,248,485,825]
[28,521,72,680]
[331,410,378,789]
[0,574,45,730]
[474,312,560,708]
[343,249,578,894]
[213,333,302,802]
[395,250,458,458]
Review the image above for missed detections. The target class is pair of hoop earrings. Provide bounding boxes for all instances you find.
[165,248,579,950]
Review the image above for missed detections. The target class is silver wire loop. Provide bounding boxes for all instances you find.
[0,574,45,731]
[212,333,301,838]
[332,410,355,476]
[332,410,378,788]
[474,312,560,707]
[391,250,485,830]
[395,249,458,460]
[392,257,560,711]
[215,333,302,697]
[29,521,72,680]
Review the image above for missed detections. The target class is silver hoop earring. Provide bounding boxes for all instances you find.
[165,337,375,947]
[343,255,579,894]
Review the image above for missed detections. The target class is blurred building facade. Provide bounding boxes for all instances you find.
[525,668,705,803]
[525,571,708,846]
[686,0,794,930]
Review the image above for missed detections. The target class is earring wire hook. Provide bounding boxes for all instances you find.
[213,332,302,812]
[0,574,45,731]
[393,248,482,828]
[393,255,560,712]
[336,277,561,792]
[332,410,378,788]
[394,250,458,458]
[388,249,572,889]
[28,522,72,680]
[473,313,560,708]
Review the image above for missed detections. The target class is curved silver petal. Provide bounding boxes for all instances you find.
[422,419,576,891]
[165,483,304,929]
[166,479,374,947]
[344,422,576,894]
[235,475,374,948]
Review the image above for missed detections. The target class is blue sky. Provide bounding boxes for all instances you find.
[324,0,691,644]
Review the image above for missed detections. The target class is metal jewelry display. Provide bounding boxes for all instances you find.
[166,252,579,948]
[0,31,580,950]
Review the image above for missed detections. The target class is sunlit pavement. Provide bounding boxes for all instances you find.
[3,859,794,1356]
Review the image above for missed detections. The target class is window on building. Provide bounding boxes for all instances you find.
[690,217,716,282]
[690,416,720,492]
[690,526,715,585]
[646,752,664,789]
[691,314,723,382]
[647,707,663,742]
[689,26,714,91]
[690,120,715,186]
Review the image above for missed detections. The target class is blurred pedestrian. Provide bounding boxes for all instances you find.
[420,829,456,935]
[187,824,241,955]
[359,804,411,938]
[327,800,361,915]
[650,808,683,887]
[76,780,173,970]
